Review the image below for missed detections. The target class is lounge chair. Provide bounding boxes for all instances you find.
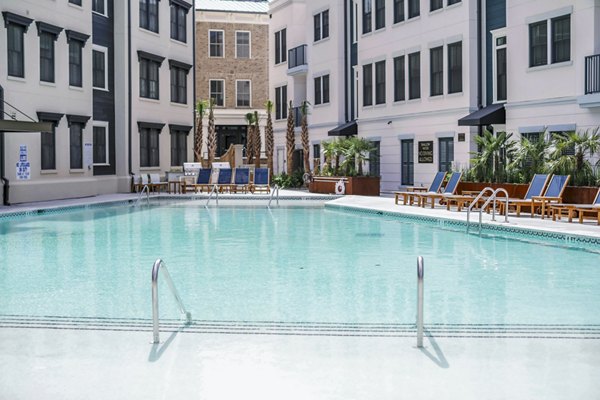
[232,168,250,193]
[252,168,270,193]
[149,173,168,193]
[550,187,600,225]
[133,173,150,192]
[495,174,549,216]
[186,168,212,193]
[500,174,569,218]
[417,172,463,208]
[394,171,446,206]
[215,168,234,193]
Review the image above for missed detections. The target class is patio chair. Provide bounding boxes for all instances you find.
[417,172,463,208]
[149,173,168,193]
[186,168,212,194]
[215,168,234,193]
[232,168,250,193]
[550,187,600,225]
[133,173,150,192]
[394,171,446,206]
[252,168,270,193]
[501,174,569,218]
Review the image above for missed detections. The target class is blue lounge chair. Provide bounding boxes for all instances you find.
[418,172,463,208]
[215,168,234,193]
[551,187,600,224]
[394,171,446,205]
[508,174,569,217]
[185,168,212,193]
[233,168,250,193]
[252,168,270,193]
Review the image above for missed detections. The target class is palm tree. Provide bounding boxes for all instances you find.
[300,101,311,173]
[253,110,261,169]
[548,128,600,186]
[470,130,515,183]
[509,136,550,183]
[320,140,335,175]
[285,100,295,175]
[245,112,255,164]
[194,100,207,163]
[206,98,216,165]
[340,137,376,176]
[264,100,274,179]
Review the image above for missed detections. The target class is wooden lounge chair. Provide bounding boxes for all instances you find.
[501,175,569,218]
[550,187,600,225]
[149,173,168,193]
[133,173,150,192]
[496,174,549,216]
[417,172,463,208]
[215,168,234,193]
[232,168,250,193]
[251,168,270,193]
[394,171,446,206]
[185,168,212,193]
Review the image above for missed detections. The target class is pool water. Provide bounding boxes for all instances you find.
[1,203,599,326]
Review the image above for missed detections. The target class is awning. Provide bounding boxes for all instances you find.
[458,103,505,126]
[328,120,357,136]
[0,120,54,132]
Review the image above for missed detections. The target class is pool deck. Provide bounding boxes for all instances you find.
[1,191,599,399]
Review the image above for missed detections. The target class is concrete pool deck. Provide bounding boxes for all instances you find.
[1,191,599,399]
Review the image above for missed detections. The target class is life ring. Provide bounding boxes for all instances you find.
[335,179,346,195]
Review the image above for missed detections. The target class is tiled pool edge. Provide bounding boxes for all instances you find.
[325,202,600,247]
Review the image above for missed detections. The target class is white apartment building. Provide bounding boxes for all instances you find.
[268,0,600,192]
[0,0,194,204]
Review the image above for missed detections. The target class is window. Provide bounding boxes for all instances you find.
[408,0,420,18]
[375,0,385,30]
[70,123,83,169]
[41,122,56,170]
[375,60,386,104]
[552,15,570,64]
[69,0,82,5]
[209,30,224,57]
[529,20,547,67]
[521,131,543,142]
[448,41,462,93]
[401,139,414,185]
[314,10,329,42]
[393,0,405,23]
[170,62,189,104]
[369,141,380,177]
[275,85,287,120]
[363,63,373,106]
[140,0,159,33]
[93,47,108,90]
[93,124,109,165]
[362,0,372,34]
[66,30,89,87]
[236,80,251,107]
[551,131,576,156]
[494,35,507,102]
[431,0,443,12]
[139,52,164,99]
[274,29,287,64]
[93,0,106,15]
[447,0,461,5]
[170,2,189,43]
[313,143,321,167]
[170,127,188,166]
[209,80,224,106]
[139,124,162,167]
[39,32,55,83]
[236,31,250,58]
[6,23,26,78]
[408,52,420,100]
[430,46,443,96]
[314,74,330,105]
[439,137,454,172]
[394,55,405,101]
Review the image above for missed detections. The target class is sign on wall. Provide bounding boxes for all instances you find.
[84,143,93,170]
[418,141,434,163]
[16,145,30,180]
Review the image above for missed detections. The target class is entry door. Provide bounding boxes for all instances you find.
[401,139,414,185]
[438,137,454,172]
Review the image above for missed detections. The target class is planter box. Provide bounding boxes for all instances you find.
[457,182,598,204]
[309,176,381,196]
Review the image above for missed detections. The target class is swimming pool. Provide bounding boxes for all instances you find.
[1,202,599,336]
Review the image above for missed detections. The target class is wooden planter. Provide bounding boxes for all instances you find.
[457,182,598,204]
[309,176,381,196]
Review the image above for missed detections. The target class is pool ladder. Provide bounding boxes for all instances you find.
[137,184,150,206]
[267,185,280,208]
[151,259,192,344]
[205,184,219,207]
[466,187,509,233]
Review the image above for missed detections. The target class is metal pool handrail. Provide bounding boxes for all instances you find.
[417,256,424,348]
[267,185,280,208]
[151,259,192,344]
[206,185,219,207]
[478,188,509,230]
[466,187,494,232]
[137,184,150,206]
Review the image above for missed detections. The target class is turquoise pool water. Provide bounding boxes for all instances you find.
[1,203,599,326]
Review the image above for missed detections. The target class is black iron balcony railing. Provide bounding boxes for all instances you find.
[288,45,307,69]
[585,54,600,94]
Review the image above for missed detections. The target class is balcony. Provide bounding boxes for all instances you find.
[578,54,600,108]
[287,45,308,76]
